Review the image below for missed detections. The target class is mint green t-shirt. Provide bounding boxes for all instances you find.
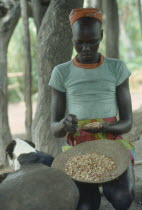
[48,57,131,120]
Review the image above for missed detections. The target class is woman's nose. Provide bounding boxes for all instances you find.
[82,42,90,51]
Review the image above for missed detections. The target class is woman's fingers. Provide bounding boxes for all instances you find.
[68,114,78,124]
[63,114,78,133]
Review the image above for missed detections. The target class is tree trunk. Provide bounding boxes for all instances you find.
[30,0,51,33]
[20,0,32,140]
[31,0,43,32]
[84,0,103,8]
[103,0,119,58]
[0,46,10,167]
[137,0,142,37]
[84,0,93,7]
[32,0,84,157]
[0,2,20,166]
[95,0,103,11]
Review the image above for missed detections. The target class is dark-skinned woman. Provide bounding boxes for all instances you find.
[49,8,135,210]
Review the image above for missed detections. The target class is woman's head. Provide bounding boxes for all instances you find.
[70,8,103,63]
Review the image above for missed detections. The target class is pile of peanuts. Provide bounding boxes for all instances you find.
[65,152,116,182]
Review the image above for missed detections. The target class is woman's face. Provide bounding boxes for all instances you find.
[72,18,103,63]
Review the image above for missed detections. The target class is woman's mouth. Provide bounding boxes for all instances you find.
[81,53,92,57]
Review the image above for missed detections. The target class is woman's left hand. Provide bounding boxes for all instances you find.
[79,122,110,133]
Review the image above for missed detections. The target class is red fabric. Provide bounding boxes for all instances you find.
[69,8,103,25]
[66,117,119,146]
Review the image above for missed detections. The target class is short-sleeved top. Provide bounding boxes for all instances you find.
[48,56,131,120]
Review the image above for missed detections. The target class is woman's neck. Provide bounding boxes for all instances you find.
[77,53,100,64]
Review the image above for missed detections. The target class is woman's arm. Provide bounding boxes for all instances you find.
[103,78,133,134]
[51,88,78,138]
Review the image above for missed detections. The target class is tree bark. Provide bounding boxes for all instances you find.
[0,2,20,166]
[31,0,43,32]
[103,0,119,58]
[20,0,32,140]
[84,0,103,8]
[95,0,103,11]
[31,0,51,33]
[84,0,93,7]
[32,0,84,157]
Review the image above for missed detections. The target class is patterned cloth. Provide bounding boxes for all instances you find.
[69,8,103,25]
[62,117,136,165]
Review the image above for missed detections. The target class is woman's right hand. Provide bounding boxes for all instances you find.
[62,114,78,133]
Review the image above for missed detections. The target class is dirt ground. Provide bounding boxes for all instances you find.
[2,71,142,209]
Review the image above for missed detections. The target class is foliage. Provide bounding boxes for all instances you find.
[118,0,142,71]
[8,18,37,103]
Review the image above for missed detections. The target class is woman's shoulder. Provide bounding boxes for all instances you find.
[104,57,129,75]
[104,57,125,66]
[55,60,73,71]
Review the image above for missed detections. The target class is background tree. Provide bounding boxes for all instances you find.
[103,0,119,58]
[84,0,94,7]
[85,0,119,58]
[20,0,32,140]
[31,0,42,32]
[0,0,20,166]
[32,0,84,156]
[97,0,103,10]
[93,0,103,10]
[31,0,50,33]
[0,0,50,163]
[20,0,50,139]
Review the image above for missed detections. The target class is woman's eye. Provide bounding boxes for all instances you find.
[76,41,83,44]
[90,40,98,43]
[75,40,99,44]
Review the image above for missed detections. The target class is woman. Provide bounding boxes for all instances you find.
[49,8,135,210]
